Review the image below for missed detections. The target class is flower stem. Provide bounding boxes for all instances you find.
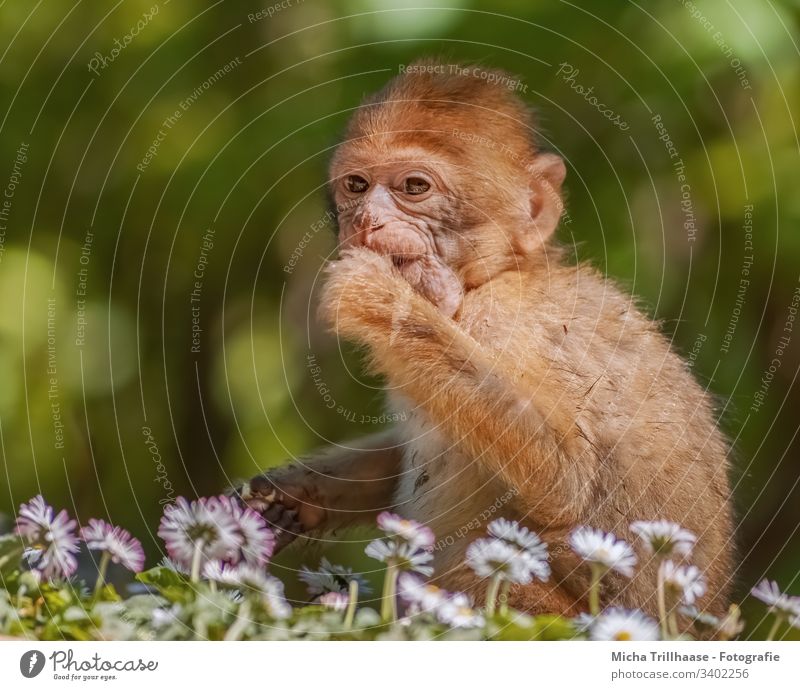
[589,564,603,616]
[92,552,111,600]
[485,574,503,616]
[344,579,359,630]
[380,561,399,623]
[224,600,251,641]
[498,580,512,616]
[656,562,669,640]
[190,539,204,583]
[766,615,783,641]
[668,609,679,639]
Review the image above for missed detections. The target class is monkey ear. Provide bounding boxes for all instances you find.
[522,153,566,252]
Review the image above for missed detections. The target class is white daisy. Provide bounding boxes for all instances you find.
[15,495,80,580]
[590,608,660,641]
[376,512,435,550]
[397,573,448,612]
[466,538,541,584]
[151,604,182,629]
[157,496,242,569]
[630,520,696,559]
[202,559,240,585]
[750,579,800,617]
[204,560,291,619]
[679,605,721,629]
[260,577,293,620]
[570,527,637,577]
[488,518,548,560]
[299,557,372,597]
[661,561,707,605]
[317,591,349,612]
[572,612,596,633]
[81,519,145,572]
[365,538,433,576]
[160,556,189,575]
[437,593,485,629]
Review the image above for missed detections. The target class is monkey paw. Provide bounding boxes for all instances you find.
[319,247,412,338]
[232,472,326,553]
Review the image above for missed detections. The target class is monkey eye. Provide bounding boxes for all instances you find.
[345,175,369,193]
[404,176,431,195]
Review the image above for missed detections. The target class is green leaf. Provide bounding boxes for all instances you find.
[42,587,73,614]
[489,613,578,641]
[94,583,121,603]
[136,566,193,603]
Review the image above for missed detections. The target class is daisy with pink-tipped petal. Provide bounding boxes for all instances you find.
[317,591,349,612]
[376,512,435,550]
[81,519,145,572]
[15,495,80,581]
[81,518,145,596]
[202,559,241,585]
[367,514,436,623]
[215,496,275,566]
[158,496,242,581]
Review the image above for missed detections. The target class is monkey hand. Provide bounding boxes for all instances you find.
[396,254,463,318]
[233,466,327,553]
[319,247,416,343]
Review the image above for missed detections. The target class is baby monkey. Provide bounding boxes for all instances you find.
[238,61,733,618]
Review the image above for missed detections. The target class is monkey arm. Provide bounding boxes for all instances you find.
[243,429,403,538]
[320,249,596,526]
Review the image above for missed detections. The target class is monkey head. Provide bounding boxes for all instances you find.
[327,60,566,316]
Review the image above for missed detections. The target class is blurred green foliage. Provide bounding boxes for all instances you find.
[0,0,798,634]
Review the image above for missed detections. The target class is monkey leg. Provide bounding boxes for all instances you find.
[234,429,403,551]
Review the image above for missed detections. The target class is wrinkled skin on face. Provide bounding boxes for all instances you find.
[330,152,465,318]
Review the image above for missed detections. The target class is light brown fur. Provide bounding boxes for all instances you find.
[243,61,734,619]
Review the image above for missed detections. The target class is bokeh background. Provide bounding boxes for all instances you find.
[0,0,798,636]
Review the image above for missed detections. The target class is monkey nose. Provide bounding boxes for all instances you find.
[355,220,384,237]
[353,209,383,233]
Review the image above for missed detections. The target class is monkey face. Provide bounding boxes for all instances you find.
[332,153,453,261]
[329,148,467,316]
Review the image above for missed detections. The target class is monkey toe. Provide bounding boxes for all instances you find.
[265,505,304,551]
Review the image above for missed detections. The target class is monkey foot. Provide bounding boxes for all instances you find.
[231,481,305,552]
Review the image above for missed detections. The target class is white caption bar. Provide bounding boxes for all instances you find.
[0,641,798,688]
